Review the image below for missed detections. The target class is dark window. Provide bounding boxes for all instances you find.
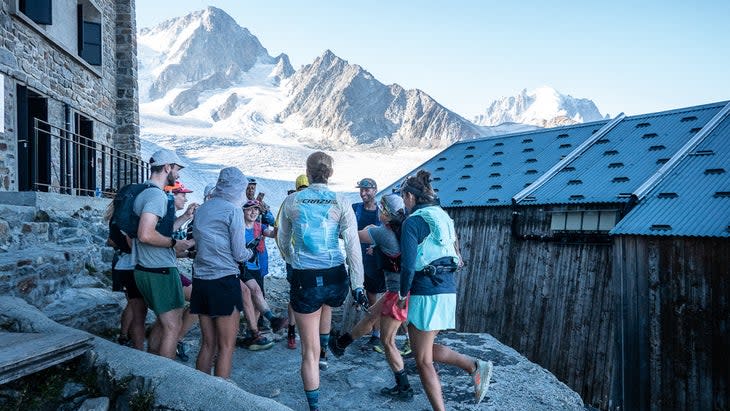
[464,164,473,169]
[491,162,502,166]
[460,175,471,180]
[493,151,503,156]
[464,154,474,159]
[657,192,678,199]
[656,158,669,164]
[636,122,651,128]
[525,169,538,175]
[435,167,444,171]
[466,145,475,150]
[19,0,52,25]
[596,139,609,144]
[79,20,102,66]
[494,142,504,147]
[612,177,630,183]
[489,184,502,190]
[608,162,624,168]
[522,138,533,144]
[561,166,576,172]
[690,127,702,133]
[704,168,725,175]
[559,144,572,149]
[522,147,534,153]
[569,195,585,200]
[557,133,569,138]
[642,133,658,139]
[604,150,618,156]
[649,145,665,151]
[681,116,698,122]
[489,173,501,178]
[525,158,537,163]
[452,199,462,205]
[438,157,447,161]
[432,177,441,181]
[568,179,583,185]
[456,187,467,192]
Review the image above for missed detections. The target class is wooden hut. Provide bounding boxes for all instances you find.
[382,101,730,410]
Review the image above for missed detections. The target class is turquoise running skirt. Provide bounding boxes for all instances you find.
[407,293,456,331]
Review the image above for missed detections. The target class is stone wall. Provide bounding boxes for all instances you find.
[0,0,140,192]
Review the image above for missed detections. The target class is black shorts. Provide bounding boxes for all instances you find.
[190,275,242,317]
[364,272,386,294]
[240,267,265,296]
[290,265,349,314]
[114,269,143,300]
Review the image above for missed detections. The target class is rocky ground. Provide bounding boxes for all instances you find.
[172,276,586,411]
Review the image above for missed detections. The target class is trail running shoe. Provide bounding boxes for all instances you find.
[399,339,412,356]
[238,332,274,351]
[473,359,493,404]
[380,385,414,401]
[287,333,297,349]
[269,316,287,333]
[319,349,328,370]
[176,341,189,362]
[373,343,385,354]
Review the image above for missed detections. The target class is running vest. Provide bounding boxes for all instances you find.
[292,188,342,267]
[157,192,176,237]
[410,206,459,270]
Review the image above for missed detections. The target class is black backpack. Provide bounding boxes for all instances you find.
[109,183,158,253]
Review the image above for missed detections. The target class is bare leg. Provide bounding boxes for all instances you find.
[213,308,240,378]
[244,279,272,314]
[380,316,405,372]
[288,303,296,327]
[178,285,197,341]
[350,296,385,339]
[156,308,183,359]
[127,297,147,350]
[367,291,380,335]
[433,343,476,373]
[120,302,132,338]
[240,280,258,333]
[409,324,445,411]
[294,308,322,390]
[148,319,162,354]
[319,305,331,335]
[196,314,216,374]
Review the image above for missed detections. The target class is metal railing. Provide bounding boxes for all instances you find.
[29,118,149,197]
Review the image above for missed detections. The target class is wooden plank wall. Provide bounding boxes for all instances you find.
[615,236,730,411]
[449,206,618,409]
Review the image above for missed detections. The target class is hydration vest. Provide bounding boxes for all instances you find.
[410,206,459,270]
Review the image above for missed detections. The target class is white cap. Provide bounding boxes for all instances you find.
[149,149,186,168]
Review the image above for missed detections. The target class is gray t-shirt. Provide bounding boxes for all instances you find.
[367,225,401,292]
[132,184,175,269]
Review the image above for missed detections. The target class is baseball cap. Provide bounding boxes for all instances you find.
[149,149,185,168]
[295,174,309,190]
[164,181,193,194]
[356,178,377,189]
[247,178,257,185]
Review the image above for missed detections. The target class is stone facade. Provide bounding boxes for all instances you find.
[0,0,140,193]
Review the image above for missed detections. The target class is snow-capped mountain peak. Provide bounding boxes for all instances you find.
[138,6,286,102]
[474,87,606,127]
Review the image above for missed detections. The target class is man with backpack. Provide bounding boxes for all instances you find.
[131,148,194,359]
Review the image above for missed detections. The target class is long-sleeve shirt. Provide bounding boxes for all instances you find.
[278,183,364,290]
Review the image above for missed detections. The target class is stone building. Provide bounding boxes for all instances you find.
[0,0,142,198]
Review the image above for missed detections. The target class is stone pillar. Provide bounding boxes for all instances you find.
[114,0,141,186]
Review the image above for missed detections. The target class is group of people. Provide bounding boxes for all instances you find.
[108,148,493,411]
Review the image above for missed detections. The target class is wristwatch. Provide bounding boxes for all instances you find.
[170,238,177,248]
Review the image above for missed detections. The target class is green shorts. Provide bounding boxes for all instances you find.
[134,266,185,315]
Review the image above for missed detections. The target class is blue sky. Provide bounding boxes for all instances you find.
[135,1,729,119]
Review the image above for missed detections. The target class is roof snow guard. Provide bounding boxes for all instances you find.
[611,101,730,237]
[516,101,729,206]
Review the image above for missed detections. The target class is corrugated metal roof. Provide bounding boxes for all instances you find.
[518,102,728,205]
[381,121,610,207]
[610,111,730,237]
